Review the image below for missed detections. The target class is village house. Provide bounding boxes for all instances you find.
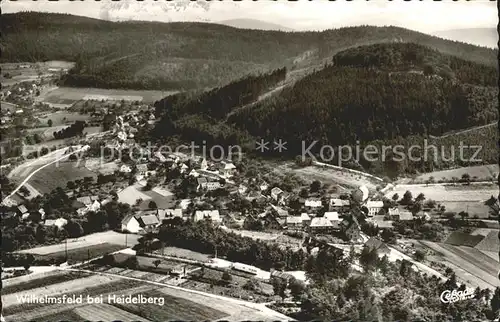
[271,205,289,218]
[17,204,28,216]
[220,161,237,178]
[285,216,303,229]
[121,215,142,233]
[364,237,391,255]
[232,183,246,195]
[180,163,189,174]
[305,199,322,208]
[271,187,284,201]
[193,210,222,224]
[44,218,68,229]
[366,200,384,217]
[178,199,192,210]
[300,213,313,226]
[157,208,183,222]
[189,169,200,178]
[76,196,92,206]
[120,164,132,173]
[329,198,351,212]
[197,178,222,191]
[309,217,338,233]
[200,159,208,170]
[136,164,148,175]
[324,211,340,222]
[389,208,413,221]
[154,151,167,163]
[259,181,269,192]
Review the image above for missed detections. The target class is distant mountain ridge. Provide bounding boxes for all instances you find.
[218,19,294,31]
[2,12,497,91]
[432,28,498,49]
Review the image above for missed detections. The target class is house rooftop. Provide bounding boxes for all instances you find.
[137,214,160,226]
[310,217,334,227]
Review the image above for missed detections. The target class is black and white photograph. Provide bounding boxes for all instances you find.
[1,0,499,321]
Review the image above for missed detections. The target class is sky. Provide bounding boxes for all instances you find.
[3,0,497,33]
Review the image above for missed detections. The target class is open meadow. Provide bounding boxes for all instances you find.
[386,183,497,217]
[42,87,177,104]
[413,164,499,182]
[29,161,97,194]
[16,231,141,255]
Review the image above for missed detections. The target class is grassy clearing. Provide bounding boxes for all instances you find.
[33,243,126,264]
[415,164,499,182]
[111,289,227,321]
[43,87,174,104]
[30,161,97,194]
[153,247,210,262]
[1,271,91,296]
[36,112,90,126]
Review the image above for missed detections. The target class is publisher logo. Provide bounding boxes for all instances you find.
[440,288,475,303]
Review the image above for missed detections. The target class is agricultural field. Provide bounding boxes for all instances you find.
[36,111,91,126]
[29,161,97,194]
[2,271,91,295]
[153,247,211,262]
[418,240,500,290]
[29,243,127,264]
[386,183,497,217]
[41,86,176,104]
[16,231,140,255]
[112,289,228,321]
[26,125,70,140]
[413,164,499,182]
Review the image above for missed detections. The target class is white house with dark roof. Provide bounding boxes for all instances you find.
[366,200,384,217]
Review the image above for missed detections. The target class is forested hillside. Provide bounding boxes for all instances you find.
[3,12,497,90]
[153,43,498,176]
[227,43,498,148]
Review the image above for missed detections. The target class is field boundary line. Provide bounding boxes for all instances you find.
[62,267,291,320]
